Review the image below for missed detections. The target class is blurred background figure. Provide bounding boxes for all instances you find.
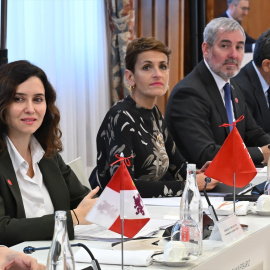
[219,0,256,52]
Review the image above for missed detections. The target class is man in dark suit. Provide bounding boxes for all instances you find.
[219,0,256,52]
[165,18,270,168]
[233,29,270,134]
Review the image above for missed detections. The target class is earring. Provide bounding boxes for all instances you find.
[130,85,135,92]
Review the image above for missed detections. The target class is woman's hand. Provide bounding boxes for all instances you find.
[72,186,99,225]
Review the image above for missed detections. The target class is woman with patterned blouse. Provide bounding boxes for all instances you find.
[95,37,219,198]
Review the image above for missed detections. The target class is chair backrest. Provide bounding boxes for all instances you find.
[67,157,90,189]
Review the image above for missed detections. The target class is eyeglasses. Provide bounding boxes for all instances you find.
[240,7,250,11]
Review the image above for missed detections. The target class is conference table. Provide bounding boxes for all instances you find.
[11,169,270,270]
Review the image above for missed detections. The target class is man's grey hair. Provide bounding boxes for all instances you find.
[203,17,246,47]
[227,0,249,6]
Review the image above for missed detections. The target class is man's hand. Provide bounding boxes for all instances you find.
[260,144,270,165]
[0,247,45,270]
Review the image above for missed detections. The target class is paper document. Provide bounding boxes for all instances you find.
[203,200,251,216]
[143,197,180,207]
[74,246,154,266]
[74,218,175,241]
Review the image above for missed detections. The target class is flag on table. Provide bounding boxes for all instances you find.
[204,117,257,187]
[86,161,150,238]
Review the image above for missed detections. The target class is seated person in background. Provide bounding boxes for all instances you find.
[0,245,45,270]
[165,18,270,169]
[233,28,270,134]
[218,0,256,52]
[95,37,219,198]
[0,60,99,247]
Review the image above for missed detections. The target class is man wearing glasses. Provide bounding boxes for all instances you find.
[219,0,256,52]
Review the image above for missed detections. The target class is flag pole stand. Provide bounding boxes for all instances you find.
[233,173,236,214]
[120,153,124,270]
[121,218,124,270]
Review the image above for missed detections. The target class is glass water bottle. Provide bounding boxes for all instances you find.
[46,211,75,270]
[171,163,203,258]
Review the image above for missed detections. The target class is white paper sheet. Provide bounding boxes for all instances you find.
[74,246,154,266]
[74,218,175,241]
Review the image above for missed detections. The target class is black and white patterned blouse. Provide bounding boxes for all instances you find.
[96,95,187,198]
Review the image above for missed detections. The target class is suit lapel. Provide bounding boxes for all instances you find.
[39,157,70,210]
[0,151,26,217]
[198,62,231,135]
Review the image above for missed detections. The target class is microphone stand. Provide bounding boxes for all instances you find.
[203,177,218,223]
[23,243,101,270]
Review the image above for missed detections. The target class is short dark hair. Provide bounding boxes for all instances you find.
[125,37,171,73]
[0,60,62,156]
[253,28,270,67]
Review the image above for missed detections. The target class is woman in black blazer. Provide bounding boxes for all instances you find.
[0,60,99,247]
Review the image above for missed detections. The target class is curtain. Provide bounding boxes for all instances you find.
[107,0,135,103]
[7,0,110,177]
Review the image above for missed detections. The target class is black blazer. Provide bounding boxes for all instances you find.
[218,12,256,53]
[233,61,270,134]
[0,151,90,247]
[165,61,270,168]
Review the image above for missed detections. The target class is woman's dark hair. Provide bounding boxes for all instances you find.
[0,60,62,157]
[125,37,171,73]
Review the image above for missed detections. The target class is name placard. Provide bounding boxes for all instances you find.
[217,213,244,243]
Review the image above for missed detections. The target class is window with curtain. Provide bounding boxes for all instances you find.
[7,0,110,177]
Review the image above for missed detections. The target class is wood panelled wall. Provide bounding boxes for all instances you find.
[135,0,184,114]
[242,0,270,39]
[134,0,270,114]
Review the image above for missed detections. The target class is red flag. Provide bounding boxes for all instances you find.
[205,117,257,187]
[86,162,150,238]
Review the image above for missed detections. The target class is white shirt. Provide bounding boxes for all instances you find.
[5,135,54,218]
[252,61,270,107]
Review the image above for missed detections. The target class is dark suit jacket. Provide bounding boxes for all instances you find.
[165,61,270,168]
[218,12,256,53]
[233,61,270,134]
[0,151,89,247]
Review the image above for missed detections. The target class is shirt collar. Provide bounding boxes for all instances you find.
[204,58,229,91]
[226,11,233,19]
[252,61,270,94]
[5,135,45,173]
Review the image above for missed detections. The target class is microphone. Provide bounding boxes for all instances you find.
[23,243,101,270]
[203,177,219,223]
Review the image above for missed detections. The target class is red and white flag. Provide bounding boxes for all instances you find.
[86,161,150,238]
[205,116,257,188]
